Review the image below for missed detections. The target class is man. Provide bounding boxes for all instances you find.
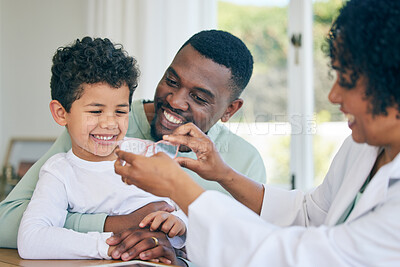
[0,30,266,262]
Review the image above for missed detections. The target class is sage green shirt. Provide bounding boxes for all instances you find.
[0,99,266,248]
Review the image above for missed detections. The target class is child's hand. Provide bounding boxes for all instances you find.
[139,211,186,238]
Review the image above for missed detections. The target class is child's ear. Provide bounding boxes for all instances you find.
[49,100,68,126]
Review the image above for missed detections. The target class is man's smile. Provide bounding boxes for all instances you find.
[163,110,184,125]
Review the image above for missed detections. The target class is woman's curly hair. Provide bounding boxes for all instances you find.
[326,0,400,116]
[50,37,140,112]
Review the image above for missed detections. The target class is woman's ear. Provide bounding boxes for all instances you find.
[49,100,68,126]
[221,98,244,122]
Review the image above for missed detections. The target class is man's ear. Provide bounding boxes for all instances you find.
[49,100,68,126]
[221,98,244,122]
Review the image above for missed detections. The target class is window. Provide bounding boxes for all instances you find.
[312,0,350,186]
[218,0,347,189]
[218,0,291,188]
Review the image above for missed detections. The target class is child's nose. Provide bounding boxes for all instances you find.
[99,115,118,129]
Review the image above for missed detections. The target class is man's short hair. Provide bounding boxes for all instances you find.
[180,30,254,100]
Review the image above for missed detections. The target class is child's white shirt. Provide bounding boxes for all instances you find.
[17,149,187,259]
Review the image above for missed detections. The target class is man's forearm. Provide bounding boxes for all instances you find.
[0,200,28,248]
[104,201,174,233]
[104,213,143,233]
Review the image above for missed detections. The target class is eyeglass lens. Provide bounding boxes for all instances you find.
[119,139,179,158]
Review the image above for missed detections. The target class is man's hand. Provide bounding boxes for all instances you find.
[104,201,175,233]
[167,123,265,215]
[164,122,234,183]
[106,228,180,265]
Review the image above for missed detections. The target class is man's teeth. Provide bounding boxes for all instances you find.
[93,135,113,141]
[345,114,355,124]
[164,110,183,124]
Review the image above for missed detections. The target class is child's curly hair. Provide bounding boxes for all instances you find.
[50,37,140,112]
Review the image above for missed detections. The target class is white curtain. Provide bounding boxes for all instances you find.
[86,0,217,100]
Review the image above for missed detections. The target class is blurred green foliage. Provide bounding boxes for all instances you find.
[218,0,346,186]
[218,0,344,122]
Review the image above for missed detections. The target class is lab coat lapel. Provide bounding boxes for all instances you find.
[325,147,378,226]
[346,152,400,222]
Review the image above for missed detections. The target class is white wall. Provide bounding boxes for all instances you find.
[86,0,216,100]
[0,0,88,165]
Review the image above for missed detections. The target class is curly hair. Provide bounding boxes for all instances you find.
[50,37,140,112]
[179,29,254,100]
[327,0,400,116]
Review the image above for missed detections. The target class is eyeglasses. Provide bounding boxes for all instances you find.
[118,138,179,159]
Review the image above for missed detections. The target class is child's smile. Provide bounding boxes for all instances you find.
[64,82,130,162]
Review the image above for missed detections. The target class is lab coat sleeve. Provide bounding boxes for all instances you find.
[260,136,358,227]
[186,189,400,267]
[17,167,112,259]
[260,185,328,227]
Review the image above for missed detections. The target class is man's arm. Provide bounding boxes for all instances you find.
[104,201,175,233]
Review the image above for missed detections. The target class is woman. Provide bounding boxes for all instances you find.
[111,0,400,265]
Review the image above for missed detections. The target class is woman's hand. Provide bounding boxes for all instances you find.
[115,150,183,198]
[164,123,234,183]
[114,149,204,215]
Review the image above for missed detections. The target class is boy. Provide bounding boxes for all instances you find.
[17,37,187,261]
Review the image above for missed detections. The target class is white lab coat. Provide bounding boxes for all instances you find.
[186,136,400,266]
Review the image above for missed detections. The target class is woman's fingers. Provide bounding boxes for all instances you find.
[114,149,146,184]
[115,148,137,162]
